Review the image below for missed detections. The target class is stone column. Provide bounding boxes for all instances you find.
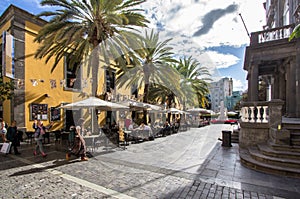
[279,68,286,113]
[268,99,284,128]
[286,59,296,117]
[248,64,259,101]
[273,70,280,99]
[268,99,290,146]
[296,40,300,117]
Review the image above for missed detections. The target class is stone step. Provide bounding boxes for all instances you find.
[283,124,300,130]
[231,130,239,143]
[269,142,300,152]
[249,146,300,169]
[240,147,300,178]
[282,118,300,130]
[291,139,300,146]
[258,144,300,160]
[291,132,300,140]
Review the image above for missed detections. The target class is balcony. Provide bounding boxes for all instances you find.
[250,24,295,45]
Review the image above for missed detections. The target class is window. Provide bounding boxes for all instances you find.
[64,56,81,91]
[0,43,2,77]
[105,69,115,93]
[104,68,116,101]
[283,0,289,25]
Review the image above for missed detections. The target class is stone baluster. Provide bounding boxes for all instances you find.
[244,107,249,122]
[240,107,245,122]
[256,106,262,123]
[250,106,255,123]
[241,107,246,122]
[262,106,268,123]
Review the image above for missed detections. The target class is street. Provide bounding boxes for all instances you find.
[1,124,300,198]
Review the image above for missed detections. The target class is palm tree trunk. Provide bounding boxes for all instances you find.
[143,83,149,124]
[143,65,150,124]
[90,44,100,133]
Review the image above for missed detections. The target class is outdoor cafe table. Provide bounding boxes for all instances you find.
[83,135,100,152]
[124,130,132,144]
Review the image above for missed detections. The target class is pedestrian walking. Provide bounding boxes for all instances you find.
[6,120,21,155]
[32,120,53,157]
[66,126,88,161]
[0,118,8,142]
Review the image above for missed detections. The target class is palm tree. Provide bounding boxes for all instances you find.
[34,0,149,96]
[289,24,300,41]
[0,77,14,102]
[116,29,181,123]
[173,56,211,108]
[34,0,149,132]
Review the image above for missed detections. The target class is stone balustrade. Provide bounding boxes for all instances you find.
[250,24,295,45]
[240,99,285,147]
[241,101,269,123]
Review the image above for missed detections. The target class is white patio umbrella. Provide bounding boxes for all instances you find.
[166,108,184,114]
[186,108,210,114]
[119,99,162,111]
[60,96,129,111]
[60,96,129,133]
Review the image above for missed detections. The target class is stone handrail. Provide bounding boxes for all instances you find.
[250,24,295,45]
[241,101,269,123]
[241,100,284,127]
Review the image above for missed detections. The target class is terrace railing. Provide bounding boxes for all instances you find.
[240,100,285,147]
[241,100,284,127]
[250,24,295,45]
[241,101,269,123]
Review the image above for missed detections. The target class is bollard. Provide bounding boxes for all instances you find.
[221,130,232,147]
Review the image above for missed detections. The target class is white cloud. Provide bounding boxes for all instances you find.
[140,0,265,91]
[201,51,240,69]
[141,0,265,47]
[232,78,247,91]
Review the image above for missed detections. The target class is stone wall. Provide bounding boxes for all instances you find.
[239,122,269,148]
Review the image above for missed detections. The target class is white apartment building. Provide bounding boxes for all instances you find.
[208,77,233,112]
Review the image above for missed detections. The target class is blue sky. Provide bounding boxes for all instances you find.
[0,0,266,91]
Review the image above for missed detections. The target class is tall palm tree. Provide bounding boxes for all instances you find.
[34,0,149,131]
[116,29,181,123]
[174,56,211,108]
[34,0,149,96]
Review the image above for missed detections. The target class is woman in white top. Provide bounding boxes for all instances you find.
[0,118,7,142]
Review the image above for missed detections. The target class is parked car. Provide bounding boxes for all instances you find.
[224,119,238,125]
[210,119,238,125]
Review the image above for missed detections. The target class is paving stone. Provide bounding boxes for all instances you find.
[0,126,299,198]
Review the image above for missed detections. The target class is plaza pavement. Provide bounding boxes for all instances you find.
[0,124,300,199]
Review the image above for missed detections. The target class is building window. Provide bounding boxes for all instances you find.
[105,68,116,101]
[283,0,289,25]
[64,56,81,91]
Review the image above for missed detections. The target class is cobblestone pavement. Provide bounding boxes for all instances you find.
[1,124,300,199]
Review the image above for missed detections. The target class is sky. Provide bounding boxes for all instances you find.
[0,0,266,91]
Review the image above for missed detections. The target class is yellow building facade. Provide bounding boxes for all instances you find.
[0,5,132,133]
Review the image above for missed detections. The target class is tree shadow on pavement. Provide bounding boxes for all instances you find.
[8,159,81,177]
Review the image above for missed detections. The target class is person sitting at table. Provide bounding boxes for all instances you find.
[136,122,154,140]
[137,122,151,131]
[66,126,88,161]
[162,120,171,136]
[128,120,135,131]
